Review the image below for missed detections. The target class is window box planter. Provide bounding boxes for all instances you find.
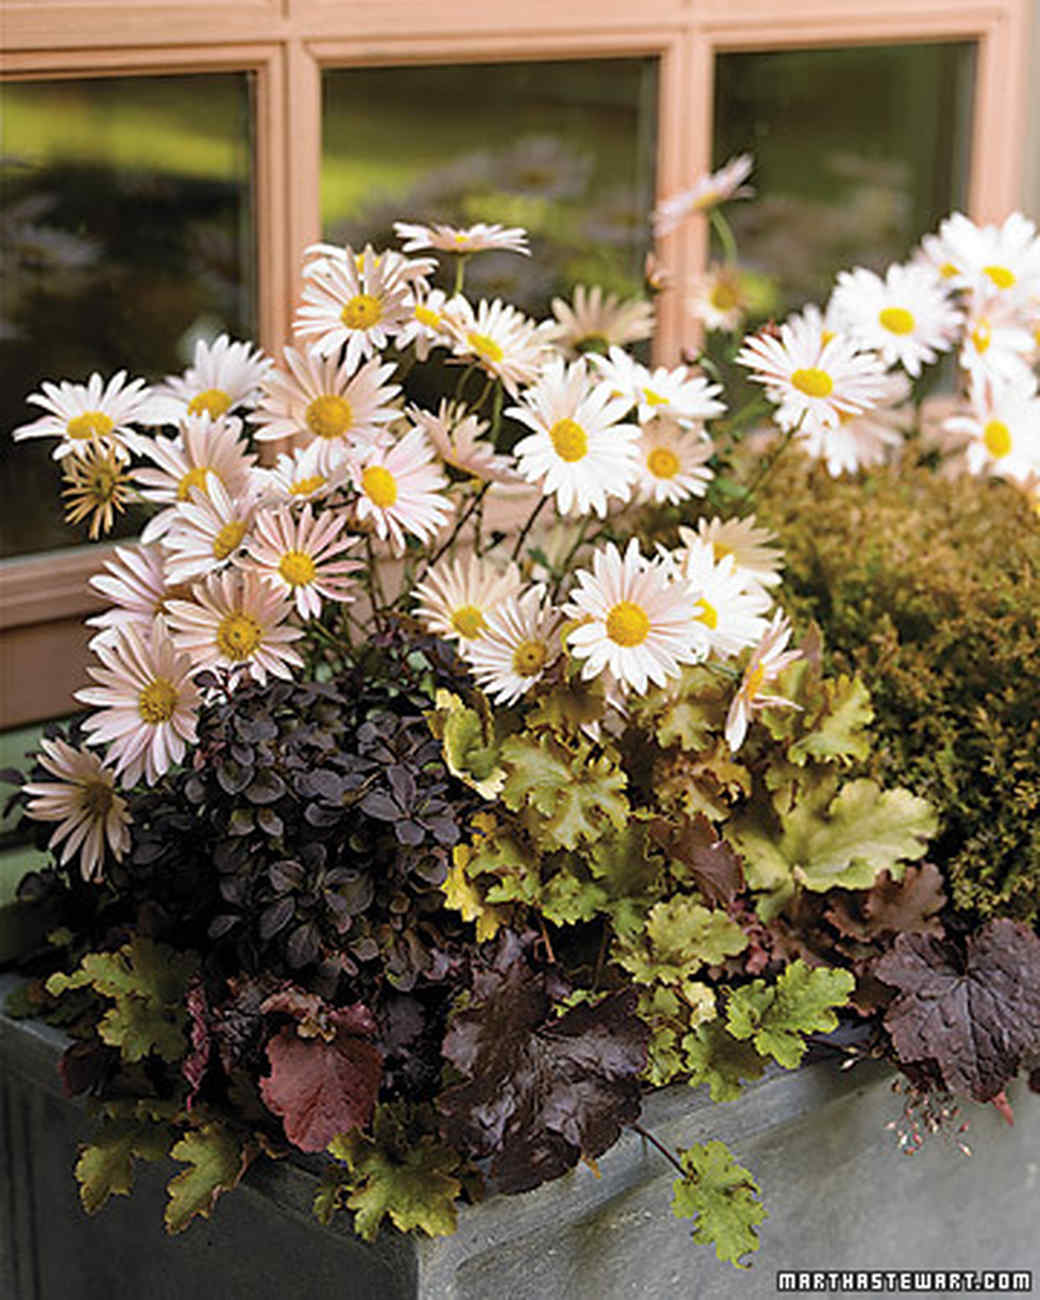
[3,975,1036,1300]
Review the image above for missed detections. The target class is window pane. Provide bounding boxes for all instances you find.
[713,43,976,314]
[321,59,658,318]
[0,73,256,559]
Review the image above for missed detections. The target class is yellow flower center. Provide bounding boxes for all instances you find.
[187,388,232,419]
[289,474,327,496]
[306,395,353,439]
[791,368,834,398]
[879,306,915,336]
[605,600,650,647]
[576,332,610,356]
[81,462,122,504]
[217,612,263,661]
[971,319,992,354]
[468,331,504,364]
[549,418,588,463]
[414,304,442,329]
[212,520,248,560]
[512,639,548,676]
[983,264,1016,290]
[646,447,680,479]
[450,605,486,639]
[712,542,733,561]
[81,778,114,819]
[279,549,317,586]
[939,262,958,279]
[642,387,668,408]
[138,677,179,724]
[983,419,1012,459]
[66,411,115,441]
[694,599,718,630]
[341,294,382,330]
[361,465,398,509]
[744,662,766,700]
[177,465,214,501]
[709,282,739,311]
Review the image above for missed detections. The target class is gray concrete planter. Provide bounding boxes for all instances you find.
[2,974,1037,1300]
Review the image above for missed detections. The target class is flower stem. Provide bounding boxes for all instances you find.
[710,207,739,266]
[629,1122,686,1178]
[509,494,550,564]
[453,255,468,297]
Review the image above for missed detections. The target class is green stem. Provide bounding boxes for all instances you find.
[453,255,469,297]
[740,415,803,510]
[453,363,476,402]
[549,517,593,600]
[491,382,504,442]
[709,207,739,266]
[413,484,489,581]
[509,495,550,564]
[629,1122,686,1178]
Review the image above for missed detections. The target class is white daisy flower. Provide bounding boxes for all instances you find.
[395,288,455,362]
[249,346,401,468]
[943,380,1040,486]
[413,552,522,644]
[22,738,131,882]
[462,585,562,705]
[796,369,914,476]
[652,154,754,238]
[590,347,726,427]
[86,544,183,647]
[678,516,784,592]
[959,299,1036,389]
[670,543,772,661]
[150,334,272,424]
[12,371,159,460]
[564,540,702,695]
[634,419,714,505]
[394,221,530,257]
[725,612,803,753]
[76,617,200,788]
[302,242,436,290]
[60,444,137,541]
[408,400,519,484]
[165,570,304,686]
[507,355,640,517]
[931,211,1040,303]
[131,413,257,544]
[161,474,257,585]
[253,440,346,508]
[686,265,750,333]
[736,316,888,435]
[349,427,452,553]
[443,297,553,397]
[828,263,962,378]
[548,285,654,358]
[242,503,360,620]
[295,245,413,368]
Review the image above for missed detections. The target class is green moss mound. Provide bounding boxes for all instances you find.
[757,459,1040,923]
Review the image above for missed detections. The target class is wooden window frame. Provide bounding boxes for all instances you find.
[0,0,1034,727]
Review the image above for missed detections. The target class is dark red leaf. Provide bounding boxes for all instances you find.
[651,813,744,908]
[183,976,212,1109]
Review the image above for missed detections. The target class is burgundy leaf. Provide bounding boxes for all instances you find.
[826,864,946,941]
[651,813,744,907]
[183,976,212,1109]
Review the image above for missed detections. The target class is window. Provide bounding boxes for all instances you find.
[1,0,1035,727]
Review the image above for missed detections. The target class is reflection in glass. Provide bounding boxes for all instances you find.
[713,44,976,316]
[0,74,256,558]
[321,60,658,321]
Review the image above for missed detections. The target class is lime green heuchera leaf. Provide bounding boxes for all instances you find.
[726,960,855,1069]
[427,689,505,799]
[633,665,729,752]
[499,732,628,851]
[615,896,747,986]
[639,982,717,1088]
[671,1140,767,1268]
[682,1018,768,1102]
[46,937,198,1064]
[787,675,874,767]
[75,1113,177,1215]
[165,1123,253,1234]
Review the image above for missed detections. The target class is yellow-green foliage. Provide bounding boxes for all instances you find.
[758,460,1040,922]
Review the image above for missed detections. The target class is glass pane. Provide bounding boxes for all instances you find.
[321,59,658,319]
[713,43,976,316]
[0,73,256,559]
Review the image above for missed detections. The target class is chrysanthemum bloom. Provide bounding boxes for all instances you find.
[132,412,257,543]
[302,241,436,290]
[443,297,553,397]
[508,355,640,517]
[165,570,304,686]
[828,263,962,378]
[254,440,346,508]
[12,370,159,460]
[21,738,131,882]
[150,334,272,424]
[930,211,1040,303]
[242,503,360,620]
[686,265,751,333]
[395,288,456,362]
[408,400,519,484]
[943,380,1040,487]
[795,370,913,475]
[564,540,702,694]
[295,245,412,368]
[725,612,803,753]
[349,428,452,553]
[161,474,257,584]
[61,443,137,540]
[548,285,654,358]
[634,419,714,505]
[394,220,530,257]
[413,553,522,644]
[249,346,401,469]
[463,585,562,705]
[652,154,754,238]
[736,316,888,434]
[87,544,181,647]
[591,347,727,427]
[679,516,783,593]
[76,617,200,787]
[958,298,1036,390]
[669,543,772,660]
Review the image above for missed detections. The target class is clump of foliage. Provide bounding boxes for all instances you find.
[756,459,1040,924]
